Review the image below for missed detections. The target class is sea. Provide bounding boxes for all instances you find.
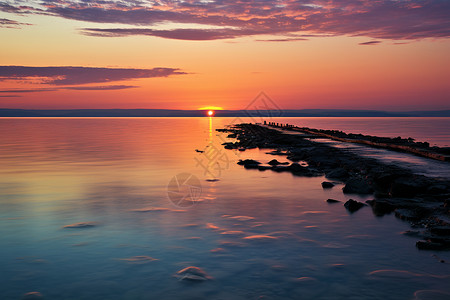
[0,117,449,300]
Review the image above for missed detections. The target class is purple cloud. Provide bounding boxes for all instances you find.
[2,1,450,41]
[255,38,309,42]
[63,85,137,90]
[0,66,186,85]
[359,41,382,46]
[0,88,56,93]
[0,18,32,28]
[81,28,259,40]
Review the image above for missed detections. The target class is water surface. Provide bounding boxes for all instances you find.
[1,117,449,300]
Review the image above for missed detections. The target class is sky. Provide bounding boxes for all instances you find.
[0,0,449,111]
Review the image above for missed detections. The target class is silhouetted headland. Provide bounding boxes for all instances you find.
[219,123,450,251]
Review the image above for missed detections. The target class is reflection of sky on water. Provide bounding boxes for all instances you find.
[0,118,449,299]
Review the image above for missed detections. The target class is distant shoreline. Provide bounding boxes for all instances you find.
[1,108,449,118]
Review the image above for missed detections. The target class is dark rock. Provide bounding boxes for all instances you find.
[268,159,289,166]
[257,165,271,171]
[427,184,449,194]
[365,199,395,216]
[429,226,450,236]
[271,165,291,172]
[288,162,305,173]
[321,181,335,189]
[394,209,421,221]
[343,178,373,195]
[401,230,422,237]
[344,199,366,213]
[238,159,262,169]
[416,240,450,251]
[445,199,450,208]
[390,177,428,197]
[325,168,349,180]
[326,199,341,203]
[237,159,261,166]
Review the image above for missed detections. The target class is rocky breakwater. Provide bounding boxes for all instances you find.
[218,123,450,251]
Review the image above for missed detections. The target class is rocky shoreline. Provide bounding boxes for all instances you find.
[265,121,450,162]
[218,123,450,251]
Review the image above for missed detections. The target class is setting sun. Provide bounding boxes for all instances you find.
[207,110,214,116]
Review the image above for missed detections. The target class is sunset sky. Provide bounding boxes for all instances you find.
[0,0,449,111]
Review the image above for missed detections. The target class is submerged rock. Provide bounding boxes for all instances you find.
[119,256,158,264]
[175,266,212,281]
[344,199,366,213]
[22,292,43,300]
[63,222,96,229]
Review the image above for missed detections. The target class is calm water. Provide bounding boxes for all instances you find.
[270,117,450,147]
[1,117,449,300]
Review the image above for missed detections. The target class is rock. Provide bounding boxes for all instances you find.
[268,159,289,166]
[394,209,421,221]
[22,292,43,300]
[402,230,422,237]
[444,199,450,208]
[429,226,450,236]
[416,240,450,251]
[271,165,290,172]
[288,163,321,177]
[326,199,341,203]
[390,177,428,197]
[344,199,366,213]
[257,165,271,171]
[237,159,261,166]
[240,160,261,169]
[175,266,212,281]
[321,181,335,189]
[427,184,449,194]
[366,199,395,216]
[343,178,373,195]
[325,168,349,180]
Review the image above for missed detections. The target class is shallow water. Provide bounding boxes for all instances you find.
[270,117,450,147]
[1,117,449,300]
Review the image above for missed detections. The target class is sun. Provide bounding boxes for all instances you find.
[207,110,214,116]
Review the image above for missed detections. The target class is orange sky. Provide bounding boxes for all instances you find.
[0,1,449,111]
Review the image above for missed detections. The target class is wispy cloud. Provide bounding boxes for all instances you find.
[0,66,186,85]
[0,18,32,28]
[0,88,56,93]
[81,28,255,40]
[359,41,382,46]
[255,38,308,42]
[64,85,138,90]
[1,1,448,41]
